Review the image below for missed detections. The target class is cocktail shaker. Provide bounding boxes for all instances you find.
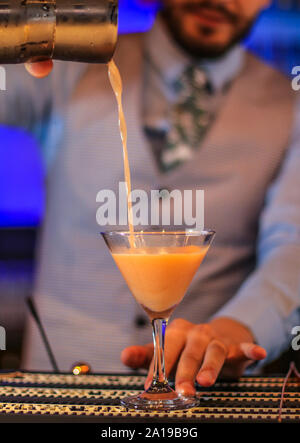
[0,0,118,64]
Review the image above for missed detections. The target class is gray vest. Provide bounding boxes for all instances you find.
[23,34,296,372]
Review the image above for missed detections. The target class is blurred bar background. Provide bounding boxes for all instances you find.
[0,0,300,369]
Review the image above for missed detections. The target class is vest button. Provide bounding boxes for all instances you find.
[135,315,147,328]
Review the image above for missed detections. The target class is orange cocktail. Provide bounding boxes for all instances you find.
[112,245,208,319]
[102,230,215,411]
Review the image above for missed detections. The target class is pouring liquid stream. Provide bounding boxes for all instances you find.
[107,60,135,246]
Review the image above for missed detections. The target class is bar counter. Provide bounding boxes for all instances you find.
[0,371,299,423]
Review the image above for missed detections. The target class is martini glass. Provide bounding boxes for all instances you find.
[102,229,215,411]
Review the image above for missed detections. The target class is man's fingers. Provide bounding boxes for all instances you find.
[164,325,187,377]
[197,339,228,387]
[121,344,153,369]
[227,342,267,362]
[240,343,267,360]
[175,325,211,395]
[25,59,53,78]
[145,358,154,390]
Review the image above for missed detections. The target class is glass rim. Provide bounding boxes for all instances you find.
[101,229,216,237]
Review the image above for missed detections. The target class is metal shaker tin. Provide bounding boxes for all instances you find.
[0,0,118,64]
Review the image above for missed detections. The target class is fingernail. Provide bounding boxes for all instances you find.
[177,382,195,396]
[254,346,267,360]
[197,371,215,386]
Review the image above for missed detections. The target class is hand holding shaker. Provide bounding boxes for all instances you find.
[0,0,118,64]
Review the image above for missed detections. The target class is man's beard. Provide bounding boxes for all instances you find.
[160,6,256,60]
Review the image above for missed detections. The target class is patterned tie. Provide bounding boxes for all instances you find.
[148,65,215,172]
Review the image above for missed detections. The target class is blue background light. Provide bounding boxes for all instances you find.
[0,127,45,227]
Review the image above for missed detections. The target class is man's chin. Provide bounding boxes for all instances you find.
[160,11,256,60]
[171,36,236,60]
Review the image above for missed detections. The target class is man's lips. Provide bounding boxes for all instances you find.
[187,7,232,26]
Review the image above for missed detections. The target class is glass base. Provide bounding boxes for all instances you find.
[120,384,199,411]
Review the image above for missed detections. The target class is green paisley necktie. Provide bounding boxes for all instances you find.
[154,65,215,172]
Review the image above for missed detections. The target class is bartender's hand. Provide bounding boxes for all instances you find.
[121,317,267,395]
[25,60,53,78]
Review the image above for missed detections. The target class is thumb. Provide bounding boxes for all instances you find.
[121,344,153,369]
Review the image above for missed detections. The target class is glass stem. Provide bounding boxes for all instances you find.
[150,318,168,388]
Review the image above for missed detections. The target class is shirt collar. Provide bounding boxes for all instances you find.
[145,17,245,93]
